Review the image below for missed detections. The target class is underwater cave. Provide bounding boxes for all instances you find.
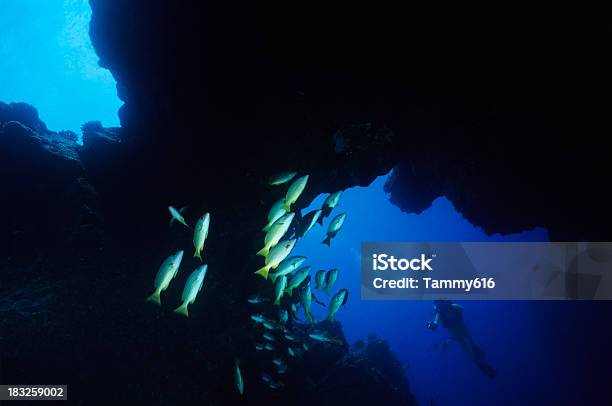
[1,1,612,405]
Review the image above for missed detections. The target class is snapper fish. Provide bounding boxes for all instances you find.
[299,279,314,324]
[285,266,311,295]
[234,358,244,395]
[327,288,348,321]
[278,309,289,326]
[257,213,294,257]
[250,313,268,324]
[173,264,208,317]
[314,270,326,290]
[322,212,346,246]
[268,380,284,389]
[262,321,279,330]
[284,175,309,211]
[247,295,270,304]
[318,191,342,225]
[296,209,322,238]
[268,171,297,186]
[269,256,307,283]
[263,198,288,232]
[193,212,210,261]
[146,250,184,305]
[255,239,297,280]
[323,269,339,295]
[290,303,300,320]
[168,206,190,229]
[273,275,288,306]
[309,331,343,345]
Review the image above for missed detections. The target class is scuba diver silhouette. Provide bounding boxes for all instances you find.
[427,300,497,379]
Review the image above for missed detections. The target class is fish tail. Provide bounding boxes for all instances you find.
[182,221,192,229]
[193,249,202,261]
[284,201,292,212]
[316,215,324,226]
[327,313,334,322]
[256,245,269,257]
[146,289,162,305]
[173,302,189,317]
[269,273,278,283]
[274,296,281,306]
[285,287,294,296]
[306,311,315,324]
[255,266,270,279]
[322,236,331,246]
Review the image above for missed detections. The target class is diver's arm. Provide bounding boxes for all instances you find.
[426,312,440,331]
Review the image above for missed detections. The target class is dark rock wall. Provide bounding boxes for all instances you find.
[3,0,612,404]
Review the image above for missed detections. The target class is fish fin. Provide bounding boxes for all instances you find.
[285,287,294,296]
[306,311,315,324]
[179,206,188,214]
[173,302,189,317]
[255,266,270,279]
[316,215,324,226]
[274,297,281,306]
[193,250,202,261]
[169,217,176,227]
[146,290,162,305]
[262,223,272,232]
[322,236,331,246]
[256,246,269,257]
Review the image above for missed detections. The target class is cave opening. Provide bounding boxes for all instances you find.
[0,0,121,137]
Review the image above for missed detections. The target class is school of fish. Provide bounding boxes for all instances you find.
[144,170,348,395]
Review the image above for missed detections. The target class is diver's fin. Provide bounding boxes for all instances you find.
[476,361,497,379]
[173,302,189,317]
[473,344,486,360]
[255,266,270,279]
[322,236,331,246]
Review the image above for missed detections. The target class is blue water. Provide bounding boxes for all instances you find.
[0,0,120,135]
[294,174,557,405]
